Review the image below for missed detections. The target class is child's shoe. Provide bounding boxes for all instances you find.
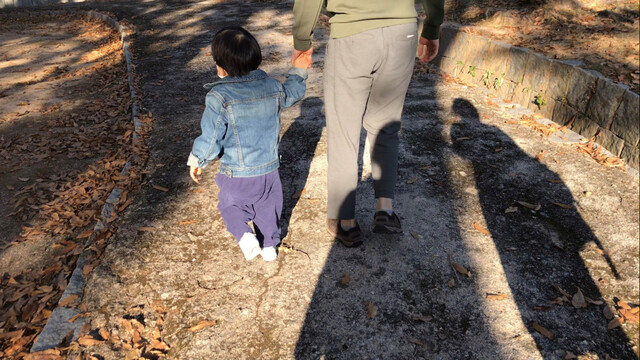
[261,246,277,261]
[238,233,260,260]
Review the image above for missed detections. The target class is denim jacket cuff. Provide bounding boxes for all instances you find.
[287,67,308,80]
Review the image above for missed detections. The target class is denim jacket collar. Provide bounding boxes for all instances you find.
[203,69,268,90]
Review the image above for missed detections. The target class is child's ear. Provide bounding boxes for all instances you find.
[217,66,228,78]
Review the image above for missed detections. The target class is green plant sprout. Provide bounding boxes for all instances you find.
[534,94,547,109]
[468,65,477,77]
[482,70,493,87]
[493,73,505,89]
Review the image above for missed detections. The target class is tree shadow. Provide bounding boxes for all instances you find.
[449,97,634,358]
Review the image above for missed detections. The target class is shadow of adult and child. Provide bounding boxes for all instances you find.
[291,91,634,357]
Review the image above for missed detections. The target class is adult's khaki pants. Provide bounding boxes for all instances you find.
[324,22,418,219]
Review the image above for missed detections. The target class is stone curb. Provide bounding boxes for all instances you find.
[29,10,142,352]
[432,25,639,170]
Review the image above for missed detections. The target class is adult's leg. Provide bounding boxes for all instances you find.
[325,29,383,220]
[363,22,418,205]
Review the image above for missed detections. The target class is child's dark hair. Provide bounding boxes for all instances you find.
[211,26,262,77]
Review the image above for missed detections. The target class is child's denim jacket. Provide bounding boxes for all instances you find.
[188,68,307,177]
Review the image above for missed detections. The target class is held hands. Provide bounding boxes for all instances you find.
[189,165,202,183]
[292,48,313,69]
[418,37,439,63]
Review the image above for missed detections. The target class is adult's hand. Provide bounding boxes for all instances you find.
[292,48,313,68]
[418,37,439,63]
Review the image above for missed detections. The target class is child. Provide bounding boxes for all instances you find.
[187,26,310,261]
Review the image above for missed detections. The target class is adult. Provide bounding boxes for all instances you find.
[292,0,444,246]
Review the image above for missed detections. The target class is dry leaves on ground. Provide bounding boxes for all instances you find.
[0,14,151,357]
[365,302,378,319]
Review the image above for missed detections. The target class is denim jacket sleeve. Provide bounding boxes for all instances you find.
[280,67,308,108]
[187,92,226,169]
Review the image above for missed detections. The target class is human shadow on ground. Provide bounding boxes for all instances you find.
[449,97,634,358]
[279,96,325,239]
[294,77,503,358]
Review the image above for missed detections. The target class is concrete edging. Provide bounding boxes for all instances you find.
[29,10,142,352]
[432,25,639,169]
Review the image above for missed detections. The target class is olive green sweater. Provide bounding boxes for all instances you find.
[293,0,445,51]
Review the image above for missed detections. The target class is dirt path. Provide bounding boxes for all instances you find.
[50,1,638,359]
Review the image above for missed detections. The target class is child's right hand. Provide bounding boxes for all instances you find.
[189,165,202,183]
[292,48,312,69]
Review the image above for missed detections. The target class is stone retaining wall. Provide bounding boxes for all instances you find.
[0,0,84,8]
[432,25,639,169]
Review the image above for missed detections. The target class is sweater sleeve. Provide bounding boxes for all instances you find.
[292,0,325,51]
[418,0,445,40]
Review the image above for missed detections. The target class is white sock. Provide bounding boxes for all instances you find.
[261,246,277,261]
[238,233,260,261]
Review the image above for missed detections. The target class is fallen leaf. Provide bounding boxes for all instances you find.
[408,337,424,346]
[533,305,551,311]
[584,296,603,305]
[486,293,508,301]
[292,189,306,199]
[68,312,90,323]
[564,351,577,359]
[617,300,632,310]
[505,206,518,213]
[77,335,103,346]
[453,263,471,277]
[152,184,169,192]
[447,278,456,287]
[532,321,554,339]
[516,201,541,211]
[410,231,420,240]
[132,330,143,346]
[137,227,156,232]
[149,339,170,351]
[177,220,197,226]
[553,284,571,298]
[188,320,217,332]
[340,273,351,285]
[365,302,378,319]
[58,295,78,307]
[473,222,490,236]
[411,315,433,323]
[18,177,30,182]
[406,178,417,184]
[571,288,587,308]
[547,178,563,184]
[620,308,639,325]
[552,202,573,209]
[535,150,545,161]
[603,305,615,320]
[607,317,624,330]
[76,230,93,239]
[98,327,111,341]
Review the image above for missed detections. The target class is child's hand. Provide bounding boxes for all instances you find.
[292,48,312,69]
[189,165,202,183]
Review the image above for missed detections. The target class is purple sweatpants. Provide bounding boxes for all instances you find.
[215,170,283,248]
